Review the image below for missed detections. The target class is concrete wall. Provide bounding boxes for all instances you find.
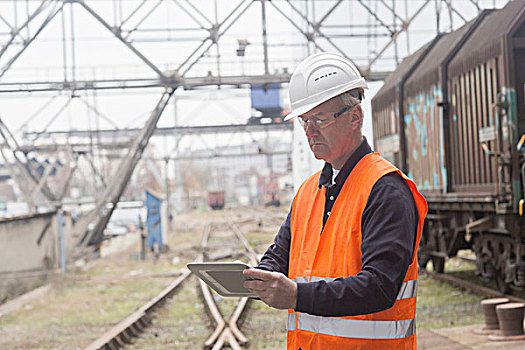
[0,211,73,299]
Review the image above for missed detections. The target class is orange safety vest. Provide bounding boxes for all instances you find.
[287,153,427,350]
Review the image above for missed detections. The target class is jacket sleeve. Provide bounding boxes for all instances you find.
[294,172,418,317]
[256,209,291,276]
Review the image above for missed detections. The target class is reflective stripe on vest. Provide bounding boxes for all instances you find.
[288,154,427,348]
[287,313,298,331]
[293,277,417,300]
[287,313,416,339]
[396,279,417,300]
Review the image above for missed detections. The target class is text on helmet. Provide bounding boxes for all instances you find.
[314,71,338,82]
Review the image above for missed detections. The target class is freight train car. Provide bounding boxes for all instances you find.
[208,191,225,210]
[372,0,525,293]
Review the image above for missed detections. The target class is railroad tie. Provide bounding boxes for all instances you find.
[488,302,525,341]
[474,298,510,334]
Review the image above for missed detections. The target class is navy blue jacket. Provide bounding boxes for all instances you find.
[257,137,418,317]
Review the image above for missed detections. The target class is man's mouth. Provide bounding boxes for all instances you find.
[309,139,324,146]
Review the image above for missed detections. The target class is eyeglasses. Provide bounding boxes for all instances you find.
[298,104,357,130]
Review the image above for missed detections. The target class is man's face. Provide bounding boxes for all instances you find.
[300,97,362,168]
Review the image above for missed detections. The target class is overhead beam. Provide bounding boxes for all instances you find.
[365,0,431,71]
[144,150,291,161]
[0,118,56,202]
[23,121,293,140]
[16,141,132,153]
[178,0,254,77]
[76,0,169,81]
[0,73,287,93]
[0,69,390,93]
[0,0,51,60]
[0,2,63,79]
[78,89,174,247]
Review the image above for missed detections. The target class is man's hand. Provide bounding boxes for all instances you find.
[243,268,297,309]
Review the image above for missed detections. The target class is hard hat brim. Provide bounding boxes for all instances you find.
[284,78,368,121]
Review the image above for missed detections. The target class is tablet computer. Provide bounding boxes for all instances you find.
[187,262,258,297]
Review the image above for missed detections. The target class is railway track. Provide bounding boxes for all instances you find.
[197,220,260,350]
[83,217,260,350]
[83,271,191,350]
[423,270,525,304]
[235,206,288,228]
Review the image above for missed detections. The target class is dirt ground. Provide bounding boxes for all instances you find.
[0,206,488,349]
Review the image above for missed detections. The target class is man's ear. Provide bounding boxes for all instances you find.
[350,105,363,129]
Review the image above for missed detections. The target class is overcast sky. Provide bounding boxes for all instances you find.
[0,0,511,161]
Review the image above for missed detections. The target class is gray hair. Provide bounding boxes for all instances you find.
[339,88,364,106]
[339,88,364,128]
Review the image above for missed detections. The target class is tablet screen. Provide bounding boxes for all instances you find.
[187,262,257,297]
[207,270,248,293]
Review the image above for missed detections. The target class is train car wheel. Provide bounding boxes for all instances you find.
[418,253,445,273]
[431,256,445,273]
[418,253,430,270]
[495,272,511,295]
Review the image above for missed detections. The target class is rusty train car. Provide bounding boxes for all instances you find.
[208,191,225,210]
[371,0,525,293]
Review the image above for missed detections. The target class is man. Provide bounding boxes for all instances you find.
[243,52,427,349]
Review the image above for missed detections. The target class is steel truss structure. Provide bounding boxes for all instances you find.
[0,0,510,247]
[0,0,505,92]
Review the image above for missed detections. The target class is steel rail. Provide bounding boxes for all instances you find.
[424,270,525,304]
[227,220,259,265]
[81,216,259,350]
[83,270,191,350]
[200,278,234,349]
[197,220,257,349]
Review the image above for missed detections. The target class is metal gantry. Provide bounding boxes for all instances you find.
[0,0,509,248]
[0,0,503,92]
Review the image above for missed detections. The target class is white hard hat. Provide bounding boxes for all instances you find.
[284,52,368,121]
